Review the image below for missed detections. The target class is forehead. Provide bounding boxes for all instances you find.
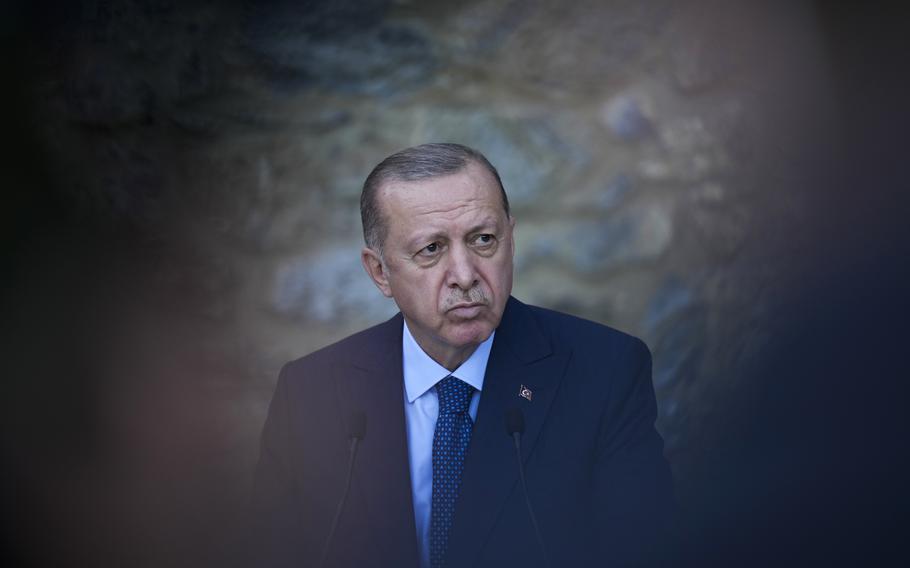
[377,162,506,225]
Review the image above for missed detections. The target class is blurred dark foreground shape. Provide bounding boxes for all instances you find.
[2,1,909,567]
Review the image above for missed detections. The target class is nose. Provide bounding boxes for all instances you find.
[446,244,479,291]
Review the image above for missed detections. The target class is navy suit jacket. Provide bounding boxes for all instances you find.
[250,296,674,567]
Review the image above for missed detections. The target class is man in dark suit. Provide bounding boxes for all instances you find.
[251,143,674,567]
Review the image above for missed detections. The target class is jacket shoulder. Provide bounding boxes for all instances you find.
[280,315,401,381]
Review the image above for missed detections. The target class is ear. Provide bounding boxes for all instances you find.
[361,247,393,298]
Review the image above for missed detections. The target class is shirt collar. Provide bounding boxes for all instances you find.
[402,320,494,403]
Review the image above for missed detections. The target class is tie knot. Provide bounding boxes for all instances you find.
[436,376,474,415]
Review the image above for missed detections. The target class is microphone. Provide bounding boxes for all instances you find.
[505,407,525,438]
[505,408,549,567]
[319,411,366,568]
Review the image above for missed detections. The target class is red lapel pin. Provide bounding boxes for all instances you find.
[519,384,533,401]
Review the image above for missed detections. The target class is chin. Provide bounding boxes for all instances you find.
[445,322,494,347]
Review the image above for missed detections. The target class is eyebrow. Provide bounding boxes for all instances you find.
[405,218,502,249]
[407,231,447,249]
[468,217,501,233]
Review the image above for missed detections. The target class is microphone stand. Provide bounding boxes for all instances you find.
[507,408,550,568]
[319,413,365,568]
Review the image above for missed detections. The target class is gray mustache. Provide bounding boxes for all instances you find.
[443,288,488,309]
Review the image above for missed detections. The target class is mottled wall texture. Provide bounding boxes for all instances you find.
[3,1,908,567]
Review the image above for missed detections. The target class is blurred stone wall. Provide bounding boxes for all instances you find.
[4,0,847,565]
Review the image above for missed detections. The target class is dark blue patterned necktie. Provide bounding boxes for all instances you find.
[430,375,475,568]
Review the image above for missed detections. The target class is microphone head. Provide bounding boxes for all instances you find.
[348,411,367,440]
[505,407,525,436]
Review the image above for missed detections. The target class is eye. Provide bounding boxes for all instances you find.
[473,234,496,247]
[418,242,442,257]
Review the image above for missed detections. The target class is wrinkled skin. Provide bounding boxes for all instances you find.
[361,162,515,370]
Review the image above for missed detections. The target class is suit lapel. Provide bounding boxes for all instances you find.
[445,298,572,568]
[339,314,420,568]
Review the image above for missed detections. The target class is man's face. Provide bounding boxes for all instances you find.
[361,162,515,368]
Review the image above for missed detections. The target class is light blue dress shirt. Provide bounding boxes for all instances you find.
[402,321,495,568]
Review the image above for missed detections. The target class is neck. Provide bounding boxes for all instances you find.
[418,337,479,371]
[431,344,479,372]
[406,324,480,371]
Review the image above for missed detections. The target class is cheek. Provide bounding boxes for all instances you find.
[485,259,513,291]
[396,271,445,306]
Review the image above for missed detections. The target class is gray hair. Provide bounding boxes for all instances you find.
[360,143,510,253]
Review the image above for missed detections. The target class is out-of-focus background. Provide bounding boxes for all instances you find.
[2,0,908,566]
